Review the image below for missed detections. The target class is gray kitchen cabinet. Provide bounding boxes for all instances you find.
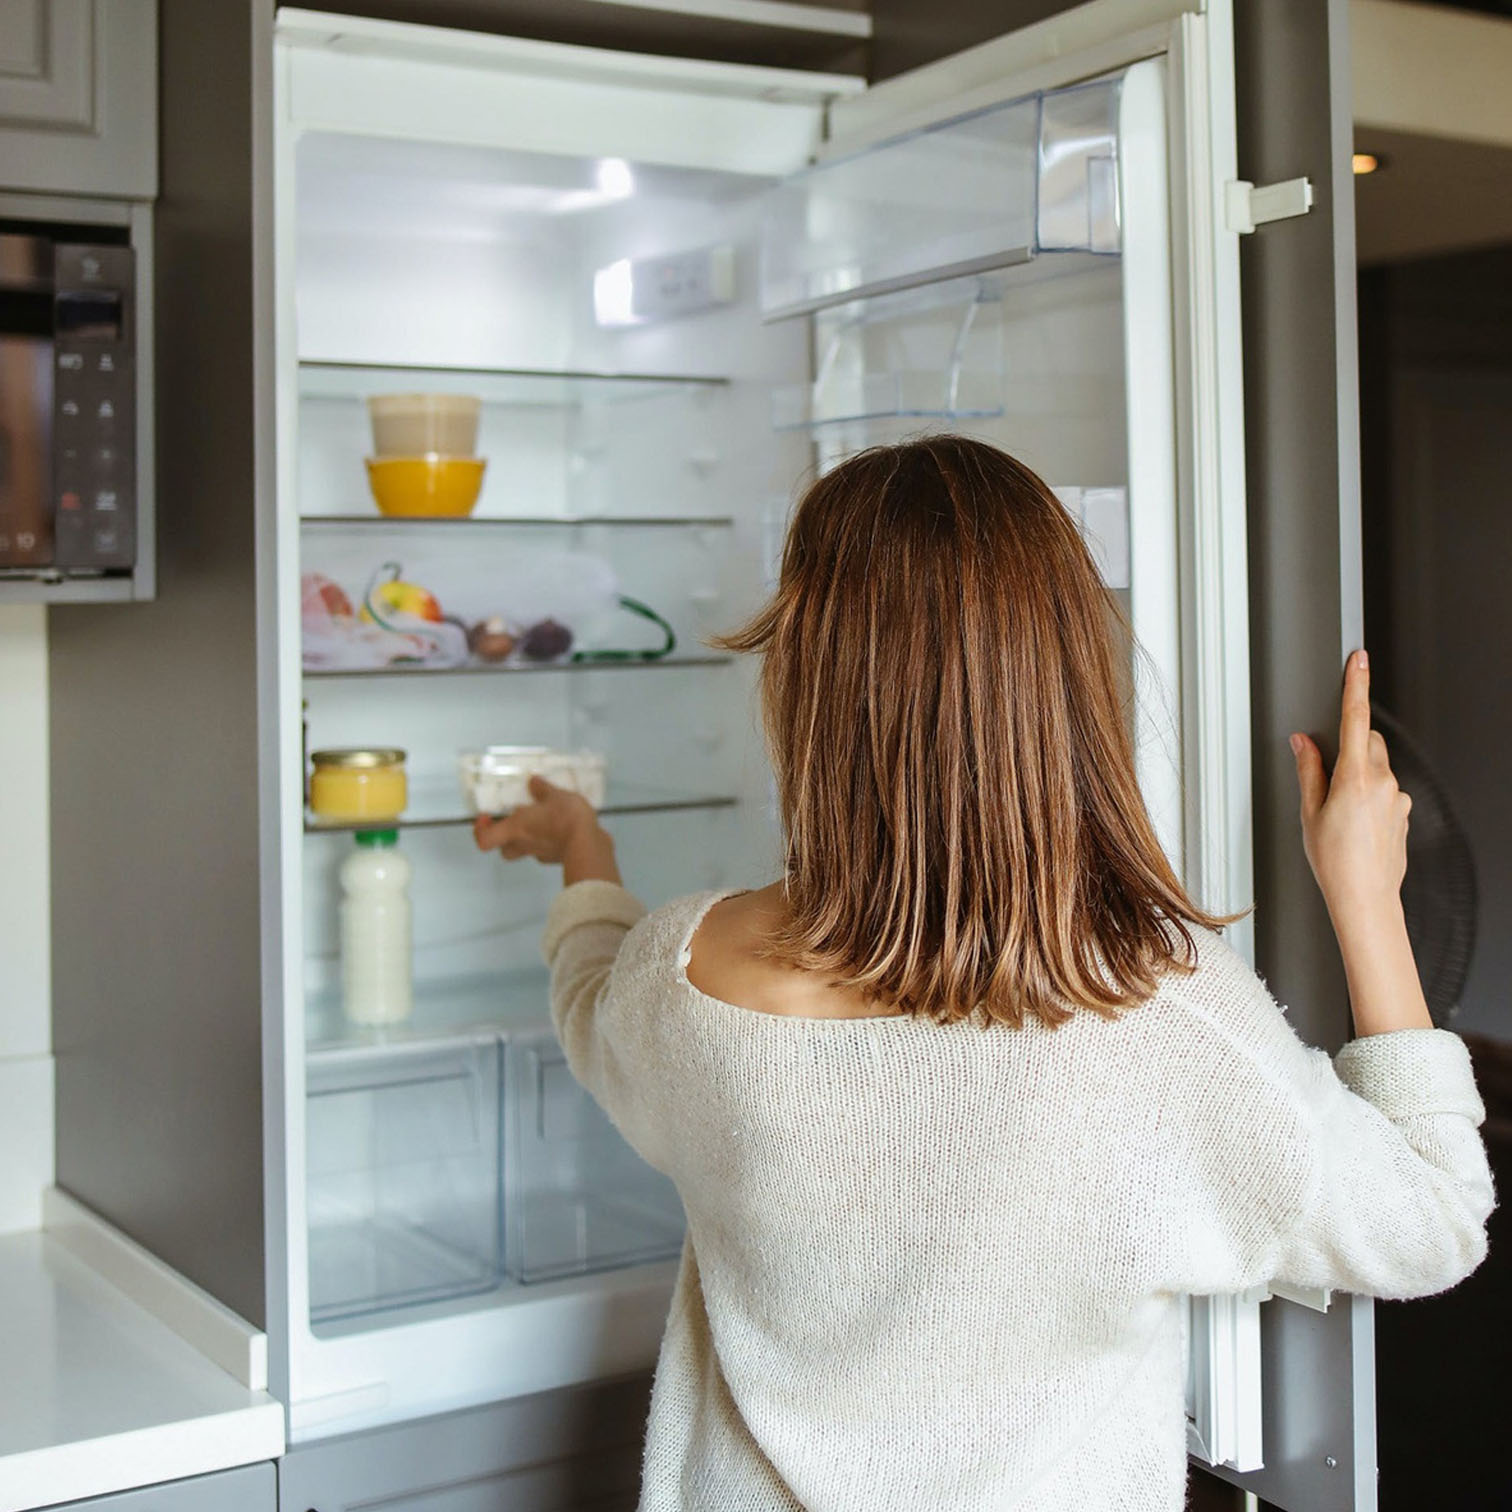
[0,0,156,197]
[47,1463,275,1512]
[276,1379,649,1512]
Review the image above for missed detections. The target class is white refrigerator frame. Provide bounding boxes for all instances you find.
[264,0,1265,1470]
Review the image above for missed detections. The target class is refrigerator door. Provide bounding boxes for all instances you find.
[779,2,1368,1507]
[1226,0,1372,1505]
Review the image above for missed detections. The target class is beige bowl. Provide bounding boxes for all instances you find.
[368,393,481,458]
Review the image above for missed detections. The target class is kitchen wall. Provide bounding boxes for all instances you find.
[0,605,53,1232]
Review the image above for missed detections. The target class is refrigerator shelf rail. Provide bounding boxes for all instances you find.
[298,360,730,408]
[303,782,739,835]
[302,654,732,679]
[300,514,736,529]
[306,970,554,1057]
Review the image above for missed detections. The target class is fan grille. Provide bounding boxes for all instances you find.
[1372,705,1478,1026]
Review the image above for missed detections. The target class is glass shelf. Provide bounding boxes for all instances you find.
[299,361,728,407]
[304,779,738,835]
[307,968,551,1056]
[300,513,735,528]
[303,653,731,680]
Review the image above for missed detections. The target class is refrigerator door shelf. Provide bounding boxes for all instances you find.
[759,78,1121,321]
[771,371,1006,431]
[772,274,1011,432]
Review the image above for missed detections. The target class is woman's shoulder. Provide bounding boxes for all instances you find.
[609,888,732,992]
[1140,922,1323,1081]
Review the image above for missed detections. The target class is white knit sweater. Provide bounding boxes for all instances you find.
[542,883,1494,1512]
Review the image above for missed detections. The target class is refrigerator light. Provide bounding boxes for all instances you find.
[596,158,635,199]
[593,246,736,328]
[593,259,642,327]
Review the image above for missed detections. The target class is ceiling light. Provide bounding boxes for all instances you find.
[1352,153,1382,176]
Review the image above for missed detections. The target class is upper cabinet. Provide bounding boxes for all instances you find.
[0,0,156,199]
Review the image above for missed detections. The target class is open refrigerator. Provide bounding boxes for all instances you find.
[268,0,1264,1473]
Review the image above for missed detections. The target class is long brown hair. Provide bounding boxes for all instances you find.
[714,435,1231,1027]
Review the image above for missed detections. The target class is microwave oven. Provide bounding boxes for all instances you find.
[0,227,138,577]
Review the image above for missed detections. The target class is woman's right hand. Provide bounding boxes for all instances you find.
[1290,650,1411,925]
[472,775,623,888]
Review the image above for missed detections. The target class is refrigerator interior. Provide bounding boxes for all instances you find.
[285,65,1169,1342]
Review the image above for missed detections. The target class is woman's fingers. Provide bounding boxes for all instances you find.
[474,810,531,854]
[1337,649,1372,769]
[1291,731,1328,821]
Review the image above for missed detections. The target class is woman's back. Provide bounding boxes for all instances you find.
[539,884,1490,1512]
[477,436,1493,1511]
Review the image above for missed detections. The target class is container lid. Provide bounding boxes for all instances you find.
[310,747,406,769]
[354,828,400,847]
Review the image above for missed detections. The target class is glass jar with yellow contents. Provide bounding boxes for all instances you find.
[309,748,408,824]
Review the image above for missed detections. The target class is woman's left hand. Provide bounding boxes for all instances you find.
[473,775,622,885]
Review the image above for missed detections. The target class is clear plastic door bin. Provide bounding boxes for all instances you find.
[506,1030,684,1283]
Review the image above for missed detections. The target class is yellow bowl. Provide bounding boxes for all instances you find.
[365,456,486,518]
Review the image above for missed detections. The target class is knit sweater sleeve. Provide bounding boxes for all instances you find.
[540,879,660,1164]
[1166,932,1494,1302]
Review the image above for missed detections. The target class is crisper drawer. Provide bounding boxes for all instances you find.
[306,1036,502,1323]
[759,77,1122,319]
[505,1031,684,1284]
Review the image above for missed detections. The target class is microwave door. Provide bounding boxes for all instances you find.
[0,332,54,569]
[0,233,55,569]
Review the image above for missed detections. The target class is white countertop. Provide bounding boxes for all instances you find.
[0,1227,284,1511]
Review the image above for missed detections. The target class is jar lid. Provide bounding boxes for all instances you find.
[310,747,406,769]
[354,828,400,847]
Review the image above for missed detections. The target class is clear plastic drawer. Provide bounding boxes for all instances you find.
[306,1036,502,1322]
[759,77,1122,320]
[505,1030,684,1283]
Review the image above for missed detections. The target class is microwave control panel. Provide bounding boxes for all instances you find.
[51,243,136,572]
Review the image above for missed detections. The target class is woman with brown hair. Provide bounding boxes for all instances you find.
[476,436,1491,1512]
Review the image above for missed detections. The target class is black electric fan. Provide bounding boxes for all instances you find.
[1372,703,1479,1027]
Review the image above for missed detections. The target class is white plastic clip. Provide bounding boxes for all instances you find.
[1266,1279,1332,1312]
[1225,177,1314,235]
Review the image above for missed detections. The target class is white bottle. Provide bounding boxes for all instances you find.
[340,829,413,1026]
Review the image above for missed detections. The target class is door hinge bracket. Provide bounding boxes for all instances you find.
[1265,1278,1333,1312]
[1225,177,1314,235]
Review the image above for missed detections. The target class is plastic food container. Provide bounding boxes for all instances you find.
[310,748,408,822]
[458,747,607,816]
[365,456,486,518]
[367,394,481,458]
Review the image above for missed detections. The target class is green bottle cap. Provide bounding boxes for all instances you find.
[354,828,400,848]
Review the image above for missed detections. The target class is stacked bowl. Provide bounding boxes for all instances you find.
[364,394,486,517]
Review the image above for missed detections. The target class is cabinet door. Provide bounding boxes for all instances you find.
[53,1463,276,1512]
[789,1,1367,1507]
[0,0,156,198]
[276,1380,648,1512]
